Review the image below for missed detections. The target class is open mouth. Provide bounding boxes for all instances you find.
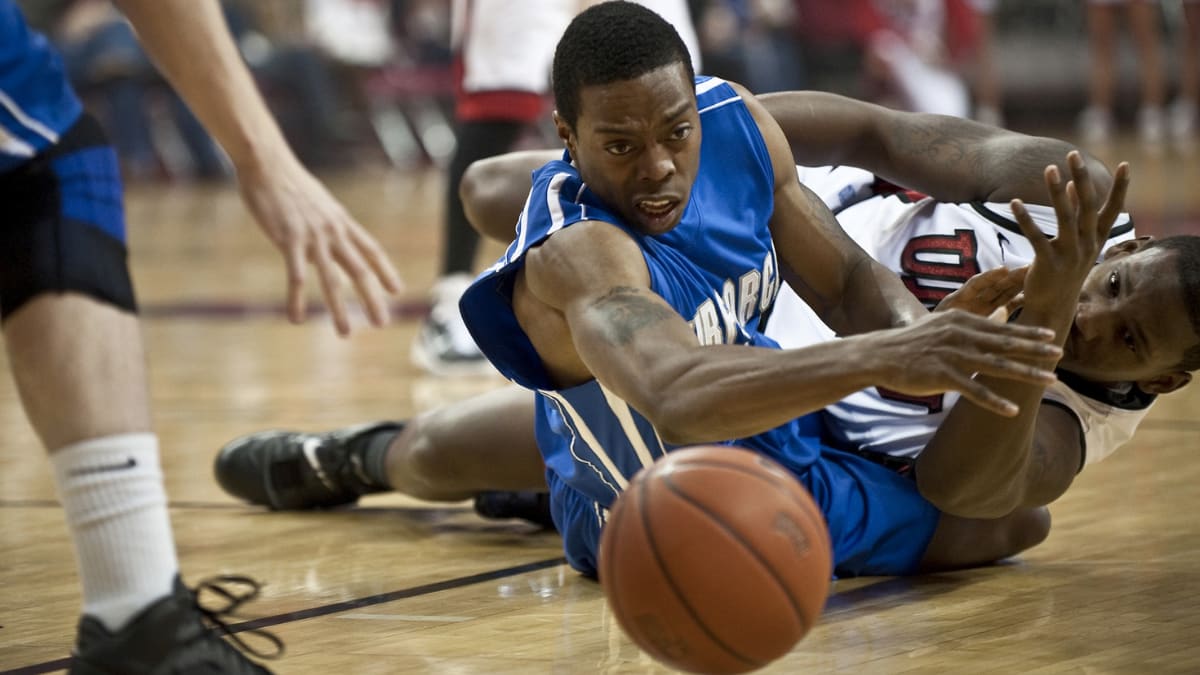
[635,198,680,228]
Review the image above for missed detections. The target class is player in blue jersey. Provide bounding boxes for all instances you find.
[215,81,1200,573]
[221,3,1115,579]
[1,1,402,673]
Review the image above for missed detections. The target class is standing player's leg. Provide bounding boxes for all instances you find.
[0,116,271,673]
[1080,0,1119,143]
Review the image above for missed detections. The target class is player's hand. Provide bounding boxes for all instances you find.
[864,309,1062,417]
[1011,152,1130,311]
[934,266,1027,318]
[236,154,404,336]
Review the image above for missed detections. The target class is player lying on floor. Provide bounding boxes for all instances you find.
[217,88,1191,570]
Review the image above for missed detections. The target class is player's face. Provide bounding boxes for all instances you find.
[1059,244,1197,388]
[556,62,701,236]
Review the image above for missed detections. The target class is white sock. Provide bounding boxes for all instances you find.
[51,433,180,631]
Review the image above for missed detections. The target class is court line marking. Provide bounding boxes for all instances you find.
[336,613,474,622]
[0,556,566,675]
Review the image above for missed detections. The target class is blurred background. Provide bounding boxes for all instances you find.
[15,0,1197,175]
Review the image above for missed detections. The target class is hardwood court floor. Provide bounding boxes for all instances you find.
[1,138,1198,674]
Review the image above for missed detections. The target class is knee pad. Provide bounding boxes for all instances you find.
[0,114,136,319]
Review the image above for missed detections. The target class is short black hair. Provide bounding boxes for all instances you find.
[1142,235,1200,371]
[552,1,695,128]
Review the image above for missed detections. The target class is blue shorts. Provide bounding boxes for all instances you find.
[549,443,941,579]
[0,113,134,317]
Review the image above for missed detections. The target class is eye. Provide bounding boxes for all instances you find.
[605,142,633,156]
[670,124,693,141]
[1107,270,1120,297]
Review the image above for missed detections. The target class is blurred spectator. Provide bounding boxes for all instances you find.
[227,0,356,169]
[1079,0,1167,145]
[1172,0,1199,143]
[967,0,1004,127]
[694,0,806,93]
[34,0,225,180]
[793,0,981,118]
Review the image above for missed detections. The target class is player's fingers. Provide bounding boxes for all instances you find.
[348,223,404,294]
[1068,151,1097,217]
[951,374,1021,417]
[285,238,308,324]
[1096,162,1130,240]
[964,350,1059,385]
[1043,164,1073,239]
[311,233,351,336]
[1011,199,1054,257]
[330,231,390,328]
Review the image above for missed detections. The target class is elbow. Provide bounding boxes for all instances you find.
[458,160,510,243]
[639,386,729,447]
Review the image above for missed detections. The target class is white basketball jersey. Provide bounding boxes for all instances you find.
[451,0,701,95]
[765,165,1150,470]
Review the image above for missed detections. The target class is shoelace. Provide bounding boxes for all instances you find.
[193,575,285,660]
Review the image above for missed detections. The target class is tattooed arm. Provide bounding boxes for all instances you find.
[758,91,1112,205]
[512,220,1060,444]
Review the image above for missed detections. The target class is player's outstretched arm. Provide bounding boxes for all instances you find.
[112,0,403,336]
[916,154,1131,519]
[519,218,1063,444]
[758,90,1113,205]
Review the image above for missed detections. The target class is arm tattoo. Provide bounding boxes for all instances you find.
[890,117,986,173]
[592,286,678,345]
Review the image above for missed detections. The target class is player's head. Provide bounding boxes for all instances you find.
[551,1,699,235]
[1058,235,1200,394]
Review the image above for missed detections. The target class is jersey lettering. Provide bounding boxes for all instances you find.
[900,229,981,308]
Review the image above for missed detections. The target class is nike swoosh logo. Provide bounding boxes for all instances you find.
[997,232,1010,263]
[68,458,137,476]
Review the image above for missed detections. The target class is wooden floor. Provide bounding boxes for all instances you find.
[1,137,1199,674]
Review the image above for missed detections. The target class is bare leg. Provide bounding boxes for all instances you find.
[1183,3,1200,107]
[6,295,151,449]
[5,294,179,630]
[385,384,547,501]
[918,506,1050,572]
[1086,4,1118,111]
[1126,0,1166,110]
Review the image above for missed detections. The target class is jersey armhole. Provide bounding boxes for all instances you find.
[1040,398,1086,475]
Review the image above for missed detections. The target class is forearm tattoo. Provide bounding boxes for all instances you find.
[890,117,986,173]
[593,286,678,345]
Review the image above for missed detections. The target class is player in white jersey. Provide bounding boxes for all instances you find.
[216,90,1195,565]
[769,164,1145,472]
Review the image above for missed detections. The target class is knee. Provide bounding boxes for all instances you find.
[1000,506,1051,557]
[394,413,460,498]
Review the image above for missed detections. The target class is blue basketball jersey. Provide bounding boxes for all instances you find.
[461,77,824,515]
[0,1,82,172]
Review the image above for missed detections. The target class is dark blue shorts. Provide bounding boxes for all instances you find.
[549,442,941,579]
[0,113,134,317]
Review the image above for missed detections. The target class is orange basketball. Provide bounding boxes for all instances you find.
[599,445,832,675]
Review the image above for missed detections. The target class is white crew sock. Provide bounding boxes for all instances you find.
[51,433,180,631]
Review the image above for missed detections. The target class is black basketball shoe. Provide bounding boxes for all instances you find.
[473,491,557,531]
[214,423,402,510]
[70,575,281,674]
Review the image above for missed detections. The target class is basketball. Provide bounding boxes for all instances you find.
[599,445,832,674]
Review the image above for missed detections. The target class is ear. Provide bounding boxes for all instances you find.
[1138,370,1191,395]
[553,111,576,161]
[1101,235,1153,261]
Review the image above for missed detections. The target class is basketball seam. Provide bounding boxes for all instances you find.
[670,457,832,553]
[662,470,813,638]
[637,475,764,670]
